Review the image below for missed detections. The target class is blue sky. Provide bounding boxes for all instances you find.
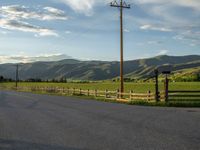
[0,0,200,63]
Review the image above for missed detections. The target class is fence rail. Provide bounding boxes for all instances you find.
[169,90,200,93]
[8,86,200,103]
[16,86,156,102]
[168,90,200,101]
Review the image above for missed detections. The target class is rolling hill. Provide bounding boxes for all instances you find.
[0,55,199,81]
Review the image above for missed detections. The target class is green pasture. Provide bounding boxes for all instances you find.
[1,82,199,93]
[1,82,200,107]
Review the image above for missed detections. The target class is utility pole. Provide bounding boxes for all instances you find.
[16,64,19,89]
[110,0,130,94]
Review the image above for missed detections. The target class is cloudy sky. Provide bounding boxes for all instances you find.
[0,0,200,63]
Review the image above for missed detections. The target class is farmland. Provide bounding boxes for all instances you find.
[1,81,199,93]
[1,82,200,107]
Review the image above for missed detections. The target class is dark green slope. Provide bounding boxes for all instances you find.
[0,55,199,80]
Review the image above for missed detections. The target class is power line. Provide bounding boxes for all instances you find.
[110,0,131,95]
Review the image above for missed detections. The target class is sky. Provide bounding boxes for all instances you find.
[0,0,200,63]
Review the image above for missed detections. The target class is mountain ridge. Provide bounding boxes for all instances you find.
[0,55,199,81]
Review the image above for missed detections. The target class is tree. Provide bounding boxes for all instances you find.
[0,76,4,82]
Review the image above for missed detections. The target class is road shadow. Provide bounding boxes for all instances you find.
[0,138,89,150]
[0,91,13,108]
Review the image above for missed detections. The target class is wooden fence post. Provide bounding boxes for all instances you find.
[105,89,108,98]
[73,88,75,95]
[87,89,90,96]
[54,87,56,93]
[147,90,151,101]
[129,90,133,101]
[62,87,65,94]
[95,89,97,97]
[45,87,47,92]
[116,89,119,99]
[80,88,82,95]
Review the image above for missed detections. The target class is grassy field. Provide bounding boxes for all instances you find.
[1,82,200,107]
[0,82,199,93]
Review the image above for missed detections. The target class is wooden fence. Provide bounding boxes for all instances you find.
[15,86,200,102]
[16,87,157,102]
[168,90,200,101]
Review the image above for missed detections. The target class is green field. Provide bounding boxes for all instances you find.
[1,82,200,107]
[1,82,199,93]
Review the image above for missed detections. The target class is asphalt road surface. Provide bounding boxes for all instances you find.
[0,90,199,150]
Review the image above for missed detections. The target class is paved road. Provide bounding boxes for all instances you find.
[0,91,199,150]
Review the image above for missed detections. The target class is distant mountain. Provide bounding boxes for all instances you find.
[0,55,199,81]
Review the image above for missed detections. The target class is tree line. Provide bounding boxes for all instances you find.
[0,76,13,82]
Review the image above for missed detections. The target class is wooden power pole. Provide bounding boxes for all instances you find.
[110,0,130,94]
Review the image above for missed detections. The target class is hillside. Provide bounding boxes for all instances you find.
[0,55,199,81]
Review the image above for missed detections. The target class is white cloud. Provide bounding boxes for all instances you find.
[135,0,200,11]
[173,30,200,46]
[0,53,72,64]
[55,0,200,49]
[57,0,110,16]
[0,5,67,21]
[65,30,71,34]
[131,0,200,46]
[43,7,68,20]
[190,43,196,47]
[0,19,58,37]
[59,0,95,16]
[157,49,168,55]
[140,24,172,32]
[147,41,162,44]
[0,5,68,36]
[57,0,200,16]
[44,7,64,14]
[137,40,163,46]
[124,29,130,33]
